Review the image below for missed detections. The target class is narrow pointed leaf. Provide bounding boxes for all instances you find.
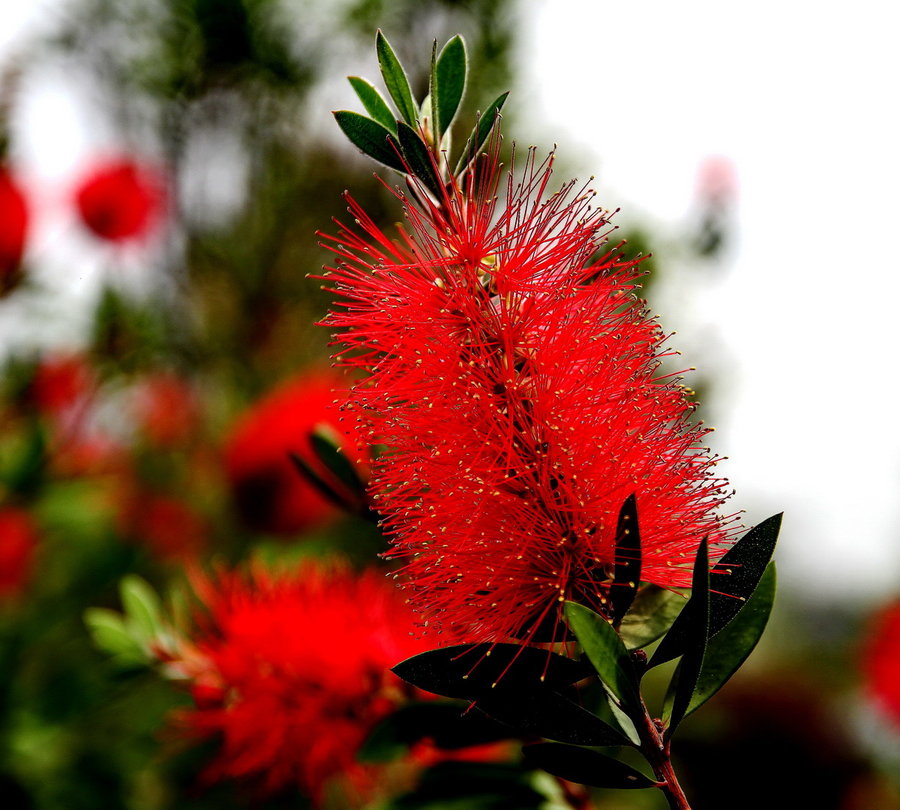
[648,513,781,666]
[565,602,640,714]
[523,743,656,789]
[661,538,709,738]
[476,684,631,747]
[685,562,776,716]
[454,91,509,174]
[310,423,365,497]
[619,584,687,651]
[392,643,592,700]
[84,608,148,665]
[397,121,443,198]
[289,452,354,512]
[610,493,641,626]
[433,35,467,139]
[120,575,162,642]
[333,111,405,172]
[347,76,396,132]
[375,30,417,125]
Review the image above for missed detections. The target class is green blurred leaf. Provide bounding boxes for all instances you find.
[397,121,443,198]
[564,602,639,715]
[454,91,509,175]
[433,35,467,140]
[333,110,405,172]
[310,422,365,497]
[119,575,162,644]
[376,29,418,126]
[523,743,655,789]
[686,562,776,716]
[610,494,641,626]
[619,585,687,651]
[83,608,147,666]
[661,538,709,738]
[348,76,397,133]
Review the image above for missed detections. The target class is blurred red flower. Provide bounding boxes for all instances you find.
[74,159,165,242]
[223,371,365,536]
[165,562,426,802]
[0,168,29,292]
[117,492,207,562]
[324,147,735,644]
[861,599,900,728]
[29,352,94,419]
[131,372,200,447]
[0,507,38,599]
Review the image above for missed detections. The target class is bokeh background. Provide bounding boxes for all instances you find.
[2,1,900,808]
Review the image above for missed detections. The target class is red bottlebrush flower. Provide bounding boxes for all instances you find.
[29,352,94,418]
[323,146,736,645]
[0,507,38,599]
[223,371,366,536]
[74,158,165,242]
[167,562,427,802]
[131,372,200,447]
[861,599,900,728]
[0,169,29,292]
[117,492,207,562]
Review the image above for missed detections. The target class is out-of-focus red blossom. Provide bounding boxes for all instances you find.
[29,353,94,418]
[323,144,737,645]
[117,492,207,562]
[224,371,366,536]
[0,507,38,599]
[0,168,28,292]
[74,158,165,243]
[161,562,427,803]
[131,372,200,447]
[861,599,900,728]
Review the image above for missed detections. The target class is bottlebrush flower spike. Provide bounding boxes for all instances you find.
[322,143,737,645]
[861,598,900,729]
[0,168,29,293]
[74,158,165,243]
[161,562,428,803]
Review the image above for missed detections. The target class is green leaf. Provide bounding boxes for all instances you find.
[476,684,631,747]
[564,602,639,715]
[120,575,162,643]
[289,452,354,512]
[619,585,687,651]
[685,562,776,716]
[661,538,709,738]
[433,35,467,140]
[523,743,656,789]
[376,29,418,126]
[347,76,396,133]
[84,608,147,665]
[310,422,365,497]
[610,494,641,626]
[454,91,509,175]
[397,121,443,198]
[333,110,405,172]
[647,513,781,667]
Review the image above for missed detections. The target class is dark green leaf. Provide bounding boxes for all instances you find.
[376,29,418,126]
[611,494,641,626]
[310,422,365,497]
[619,585,687,651]
[661,538,709,738]
[392,643,592,700]
[289,452,355,512]
[649,513,781,666]
[454,91,509,175]
[686,562,776,716]
[564,602,640,715]
[397,121,443,198]
[348,76,396,133]
[476,684,631,747]
[523,743,656,789]
[433,35,467,140]
[359,702,511,763]
[333,110,405,172]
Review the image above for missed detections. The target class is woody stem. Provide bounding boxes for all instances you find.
[634,698,692,810]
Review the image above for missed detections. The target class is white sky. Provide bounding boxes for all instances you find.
[2,0,900,604]
[525,0,900,603]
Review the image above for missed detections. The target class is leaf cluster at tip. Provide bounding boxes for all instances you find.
[333,30,509,187]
